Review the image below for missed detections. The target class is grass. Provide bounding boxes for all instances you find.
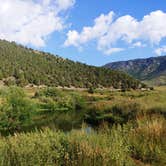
[0,86,165,165]
[0,116,165,166]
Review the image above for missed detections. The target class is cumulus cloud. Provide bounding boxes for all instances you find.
[64,11,114,47]
[65,10,166,55]
[155,46,166,56]
[0,0,75,47]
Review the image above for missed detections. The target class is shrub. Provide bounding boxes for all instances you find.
[35,87,63,98]
[0,87,37,134]
[88,87,95,94]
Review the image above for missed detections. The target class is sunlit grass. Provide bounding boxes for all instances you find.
[0,86,165,165]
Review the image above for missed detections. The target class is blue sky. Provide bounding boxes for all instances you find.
[0,0,166,66]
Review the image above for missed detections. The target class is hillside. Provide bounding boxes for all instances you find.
[0,40,141,89]
[104,56,166,86]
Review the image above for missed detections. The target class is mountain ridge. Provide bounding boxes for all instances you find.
[104,55,166,86]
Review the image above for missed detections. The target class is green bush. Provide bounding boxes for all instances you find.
[0,87,37,133]
[36,88,86,113]
[35,87,63,98]
[88,87,95,94]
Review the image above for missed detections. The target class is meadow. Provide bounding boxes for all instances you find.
[0,86,165,166]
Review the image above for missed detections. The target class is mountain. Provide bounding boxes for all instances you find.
[104,56,166,86]
[0,40,141,89]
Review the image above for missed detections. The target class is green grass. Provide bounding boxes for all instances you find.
[0,117,165,166]
[0,86,165,165]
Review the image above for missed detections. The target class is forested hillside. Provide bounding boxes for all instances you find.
[0,40,141,89]
[104,56,166,86]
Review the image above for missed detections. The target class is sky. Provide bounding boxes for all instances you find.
[0,0,166,66]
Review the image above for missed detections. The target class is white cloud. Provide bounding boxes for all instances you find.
[155,46,166,56]
[64,11,114,47]
[65,10,166,55]
[139,10,166,44]
[0,0,75,47]
[132,42,146,48]
[55,0,75,11]
[103,48,125,55]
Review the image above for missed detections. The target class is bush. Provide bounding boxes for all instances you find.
[150,87,154,90]
[0,87,37,134]
[35,87,63,98]
[37,88,86,114]
[88,87,95,94]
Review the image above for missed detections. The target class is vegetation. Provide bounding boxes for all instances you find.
[0,87,36,134]
[0,117,165,166]
[0,86,165,165]
[0,39,142,89]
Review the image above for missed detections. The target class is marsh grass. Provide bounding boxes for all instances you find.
[0,86,165,165]
[0,115,165,166]
[129,115,166,165]
[0,126,133,166]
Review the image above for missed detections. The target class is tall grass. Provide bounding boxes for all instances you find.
[0,86,165,165]
[129,116,166,165]
[0,127,134,166]
[0,115,165,166]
